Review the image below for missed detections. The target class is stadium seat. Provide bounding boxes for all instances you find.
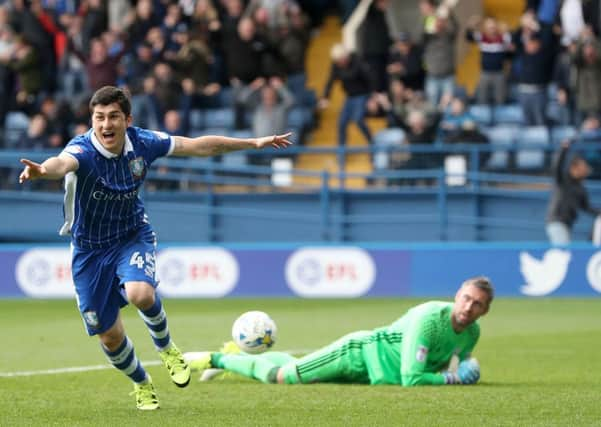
[299,89,317,108]
[287,107,311,130]
[468,104,493,127]
[515,126,549,171]
[204,108,235,129]
[493,104,524,125]
[550,126,577,145]
[483,126,518,170]
[546,101,570,126]
[4,111,30,148]
[221,152,248,168]
[216,87,234,107]
[189,109,205,129]
[373,128,405,171]
[203,127,230,136]
[507,83,520,103]
[231,129,253,139]
[468,104,492,126]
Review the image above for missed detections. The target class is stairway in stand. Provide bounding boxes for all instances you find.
[295,15,387,189]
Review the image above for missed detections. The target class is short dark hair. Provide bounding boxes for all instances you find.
[462,276,495,303]
[89,86,132,117]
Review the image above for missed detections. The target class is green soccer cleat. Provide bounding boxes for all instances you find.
[159,344,191,388]
[130,376,160,411]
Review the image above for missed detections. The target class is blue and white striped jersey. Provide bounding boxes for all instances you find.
[60,127,174,249]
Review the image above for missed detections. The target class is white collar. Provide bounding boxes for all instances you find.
[90,129,133,159]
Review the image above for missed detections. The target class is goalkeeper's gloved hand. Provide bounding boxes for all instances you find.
[442,358,480,385]
[457,358,480,384]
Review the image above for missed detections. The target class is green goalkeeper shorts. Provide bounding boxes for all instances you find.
[280,331,371,384]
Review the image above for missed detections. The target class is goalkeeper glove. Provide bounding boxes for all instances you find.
[442,358,480,385]
[457,358,480,384]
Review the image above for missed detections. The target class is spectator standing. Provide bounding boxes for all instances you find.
[320,43,375,150]
[513,13,554,126]
[466,16,512,105]
[357,0,392,92]
[420,0,458,108]
[547,140,601,245]
[238,76,295,139]
[387,32,424,92]
[570,35,601,123]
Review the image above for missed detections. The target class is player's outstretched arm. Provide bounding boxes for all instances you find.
[19,155,78,183]
[170,133,293,157]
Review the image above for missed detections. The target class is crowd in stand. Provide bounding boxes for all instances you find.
[0,0,320,188]
[330,0,601,178]
[3,0,601,189]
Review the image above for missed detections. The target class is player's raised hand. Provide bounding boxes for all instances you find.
[457,358,480,384]
[256,133,293,149]
[19,158,47,183]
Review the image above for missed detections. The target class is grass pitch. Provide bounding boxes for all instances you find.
[1,298,599,426]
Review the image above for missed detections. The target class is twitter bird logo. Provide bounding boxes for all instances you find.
[520,249,571,296]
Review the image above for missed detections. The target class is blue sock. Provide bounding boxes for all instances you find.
[138,296,172,350]
[102,336,147,384]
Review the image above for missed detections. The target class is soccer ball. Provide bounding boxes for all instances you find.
[231,311,277,354]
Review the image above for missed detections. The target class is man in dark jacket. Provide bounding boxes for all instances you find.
[546,140,600,244]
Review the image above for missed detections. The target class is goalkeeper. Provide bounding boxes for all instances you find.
[188,276,492,386]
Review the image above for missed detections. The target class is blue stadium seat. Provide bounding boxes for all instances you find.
[493,104,524,125]
[550,126,577,144]
[515,126,549,170]
[203,127,230,136]
[221,152,248,168]
[546,101,570,126]
[299,89,317,108]
[189,109,205,129]
[4,111,30,148]
[287,107,310,130]
[507,83,520,103]
[231,129,253,139]
[204,108,235,129]
[216,87,234,107]
[483,126,518,170]
[468,104,493,127]
[373,128,405,171]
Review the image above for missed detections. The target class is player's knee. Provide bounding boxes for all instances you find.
[99,328,125,351]
[125,281,155,309]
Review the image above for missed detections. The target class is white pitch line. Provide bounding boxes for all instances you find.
[0,361,162,378]
[0,349,313,378]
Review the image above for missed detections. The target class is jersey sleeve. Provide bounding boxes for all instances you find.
[61,137,92,172]
[400,315,446,386]
[137,128,175,163]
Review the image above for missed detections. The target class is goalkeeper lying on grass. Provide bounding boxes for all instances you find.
[186,276,492,386]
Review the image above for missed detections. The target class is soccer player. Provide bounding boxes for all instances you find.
[190,276,492,386]
[18,86,292,410]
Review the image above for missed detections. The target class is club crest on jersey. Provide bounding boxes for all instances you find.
[83,311,100,329]
[129,157,145,179]
[416,345,429,362]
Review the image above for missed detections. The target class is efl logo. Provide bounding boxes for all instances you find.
[285,247,375,297]
[15,248,75,298]
[156,248,239,297]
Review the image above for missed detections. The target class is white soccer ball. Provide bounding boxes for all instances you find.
[231,310,277,354]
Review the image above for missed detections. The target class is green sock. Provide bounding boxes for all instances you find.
[218,352,296,384]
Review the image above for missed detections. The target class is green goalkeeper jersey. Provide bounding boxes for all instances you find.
[361,301,480,386]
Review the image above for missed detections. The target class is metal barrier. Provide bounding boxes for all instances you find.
[1,143,601,242]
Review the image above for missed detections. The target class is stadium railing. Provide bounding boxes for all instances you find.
[2,141,601,242]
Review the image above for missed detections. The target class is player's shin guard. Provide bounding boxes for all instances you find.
[102,336,147,383]
[138,296,171,350]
